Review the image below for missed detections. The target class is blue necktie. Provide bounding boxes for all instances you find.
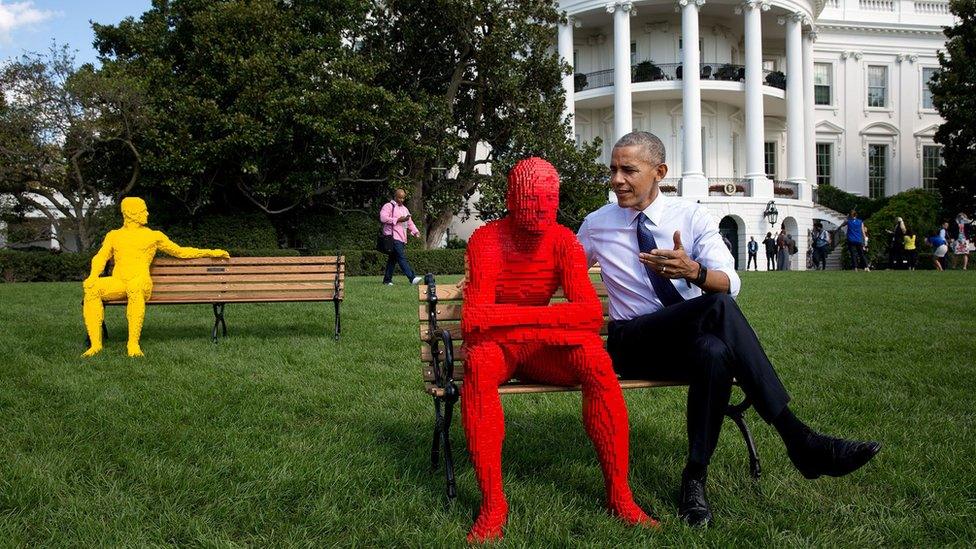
[636,212,685,308]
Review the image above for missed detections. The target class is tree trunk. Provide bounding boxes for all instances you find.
[425,206,455,249]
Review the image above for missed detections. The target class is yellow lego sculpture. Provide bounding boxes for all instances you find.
[82,197,230,357]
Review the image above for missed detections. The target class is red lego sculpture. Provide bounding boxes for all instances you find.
[461,158,657,542]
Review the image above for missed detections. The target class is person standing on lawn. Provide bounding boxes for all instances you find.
[811,222,830,270]
[948,213,971,270]
[839,211,868,271]
[763,231,777,270]
[747,236,759,271]
[577,131,881,528]
[380,189,423,286]
[776,225,791,271]
[903,228,918,271]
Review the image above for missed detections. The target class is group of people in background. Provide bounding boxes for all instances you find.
[747,226,797,271]
[924,213,973,271]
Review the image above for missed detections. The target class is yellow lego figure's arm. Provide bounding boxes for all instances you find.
[84,232,115,287]
[156,232,230,259]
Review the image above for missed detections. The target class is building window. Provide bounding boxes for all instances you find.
[764,142,776,178]
[814,63,832,105]
[922,67,938,109]
[867,65,888,108]
[922,145,943,189]
[868,144,888,198]
[816,143,832,185]
[762,59,776,72]
[631,42,637,65]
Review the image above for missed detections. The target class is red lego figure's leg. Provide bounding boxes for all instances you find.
[461,341,517,543]
[520,338,658,528]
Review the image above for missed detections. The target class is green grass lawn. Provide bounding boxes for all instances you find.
[0,271,974,546]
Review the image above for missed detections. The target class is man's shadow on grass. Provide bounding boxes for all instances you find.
[374,400,685,511]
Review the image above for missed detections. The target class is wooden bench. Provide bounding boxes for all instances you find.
[95,255,345,342]
[418,272,760,501]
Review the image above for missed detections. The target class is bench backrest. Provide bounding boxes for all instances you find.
[418,269,608,385]
[107,256,345,304]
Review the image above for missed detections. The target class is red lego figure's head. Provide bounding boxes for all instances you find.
[506,158,559,234]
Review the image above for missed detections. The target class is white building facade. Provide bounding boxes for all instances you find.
[556,0,952,269]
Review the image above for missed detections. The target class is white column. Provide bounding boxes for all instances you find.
[558,18,577,138]
[680,0,707,196]
[803,30,817,199]
[739,1,771,197]
[784,14,806,198]
[609,1,634,141]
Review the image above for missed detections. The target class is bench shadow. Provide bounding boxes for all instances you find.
[98,321,336,344]
[373,399,685,512]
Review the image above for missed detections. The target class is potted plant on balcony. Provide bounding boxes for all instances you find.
[765,70,786,90]
[574,73,588,91]
[634,60,662,82]
[773,186,796,197]
[714,63,739,81]
[660,183,679,194]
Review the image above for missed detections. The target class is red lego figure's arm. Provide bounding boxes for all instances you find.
[462,226,603,335]
[550,231,604,332]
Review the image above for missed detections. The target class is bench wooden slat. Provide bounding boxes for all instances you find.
[419,321,609,342]
[151,282,343,293]
[151,273,339,283]
[424,378,683,397]
[418,302,610,322]
[152,256,342,266]
[106,290,340,304]
[150,264,344,275]
[420,282,608,301]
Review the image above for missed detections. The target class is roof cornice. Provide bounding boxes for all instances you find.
[815,21,947,36]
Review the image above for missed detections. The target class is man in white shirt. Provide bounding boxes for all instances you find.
[577,131,880,527]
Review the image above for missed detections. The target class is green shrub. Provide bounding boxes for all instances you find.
[161,214,279,249]
[817,185,888,219]
[315,249,465,276]
[293,211,378,251]
[864,189,942,268]
[227,248,301,257]
[0,250,92,282]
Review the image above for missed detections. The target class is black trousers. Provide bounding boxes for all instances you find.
[766,251,776,270]
[607,293,790,467]
[747,252,758,270]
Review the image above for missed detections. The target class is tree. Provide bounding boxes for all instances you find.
[93,0,424,221]
[365,0,609,247]
[0,45,145,251]
[931,0,976,218]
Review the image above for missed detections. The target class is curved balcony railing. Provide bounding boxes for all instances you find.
[574,62,787,92]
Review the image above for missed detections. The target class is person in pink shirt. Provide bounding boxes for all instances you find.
[380,188,423,285]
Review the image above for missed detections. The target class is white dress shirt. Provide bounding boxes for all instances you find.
[577,193,740,321]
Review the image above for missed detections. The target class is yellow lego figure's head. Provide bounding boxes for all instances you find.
[120,197,149,226]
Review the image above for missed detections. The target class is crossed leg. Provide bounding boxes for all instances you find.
[461,335,654,543]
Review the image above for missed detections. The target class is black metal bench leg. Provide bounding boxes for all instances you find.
[211,303,226,343]
[333,298,340,340]
[431,397,443,468]
[726,398,761,479]
[441,392,458,500]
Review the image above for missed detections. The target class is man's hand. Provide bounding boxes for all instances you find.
[211,249,230,259]
[398,215,411,223]
[639,230,699,280]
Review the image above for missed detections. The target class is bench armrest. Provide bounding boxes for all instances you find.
[431,328,456,385]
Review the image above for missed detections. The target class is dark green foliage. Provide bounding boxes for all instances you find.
[817,184,887,219]
[292,210,378,252]
[366,0,610,246]
[315,249,465,276]
[864,189,943,267]
[931,0,976,217]
[160,214,279,250]
[0,250,92,282]
[226,248,300,258]
[93,0,417,218]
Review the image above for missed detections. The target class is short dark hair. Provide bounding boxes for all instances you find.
[613,131,666,165]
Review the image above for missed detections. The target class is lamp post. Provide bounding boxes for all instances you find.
[763,200,779,227]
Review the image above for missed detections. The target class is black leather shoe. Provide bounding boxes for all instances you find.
[788,433,882,480]
[678,472,713,527]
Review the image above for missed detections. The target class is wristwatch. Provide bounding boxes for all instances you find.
[693,261,708,287]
